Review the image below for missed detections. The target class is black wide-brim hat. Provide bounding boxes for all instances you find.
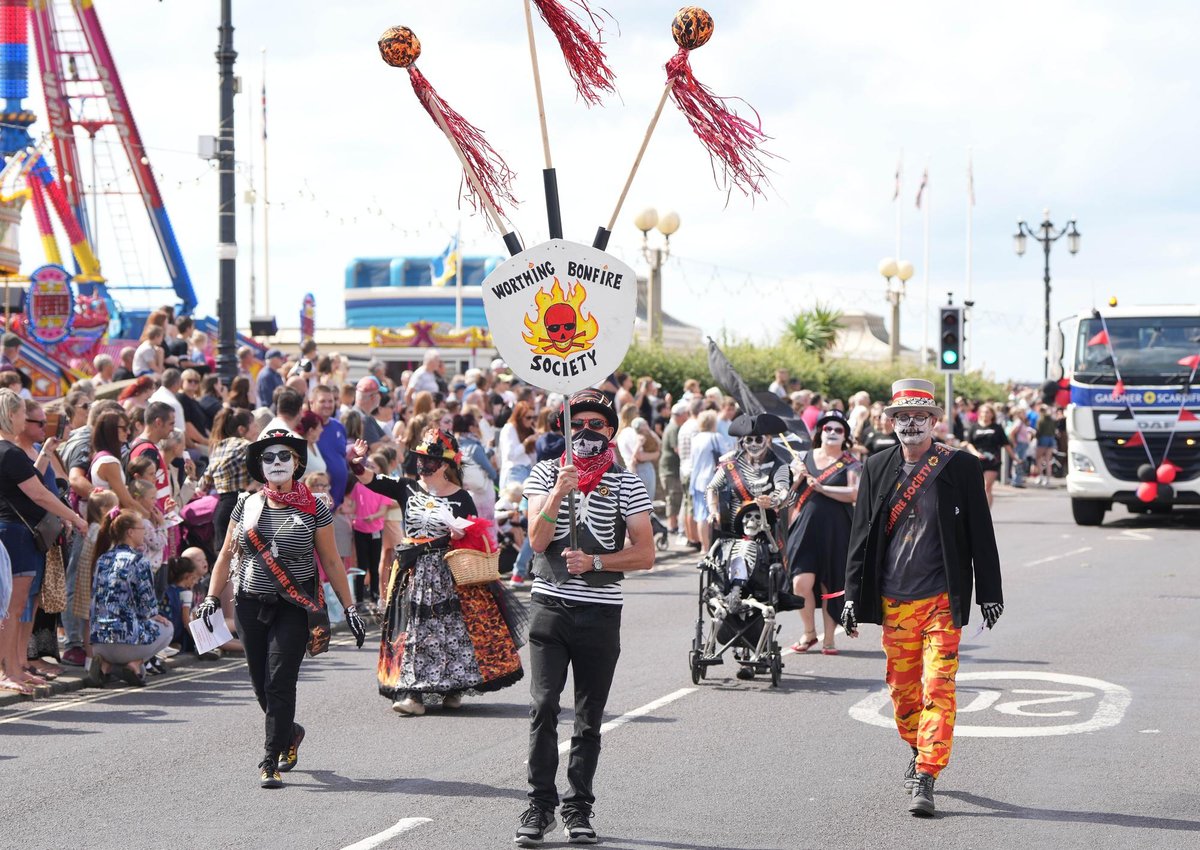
[728,413,788,438]
[560,387,618,431]
[247,428,308,484]
[812,409,851,448]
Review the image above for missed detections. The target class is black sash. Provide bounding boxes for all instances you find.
[793,451,855,513]
[245,525,331,656]
[885,444,955,536]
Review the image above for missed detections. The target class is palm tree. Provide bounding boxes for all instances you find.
[785,303,843,358]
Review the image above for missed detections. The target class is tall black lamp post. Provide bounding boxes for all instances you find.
[1014,208,1081,379]
[215,0,239,383]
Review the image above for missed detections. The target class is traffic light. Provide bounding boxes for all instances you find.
[938,305,964,373]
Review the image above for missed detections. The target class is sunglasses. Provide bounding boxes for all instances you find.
[822,425,845,435]
[894,413,931,425]
[260,450,295,463]
[570,417,608,431]
[28,419,47,428]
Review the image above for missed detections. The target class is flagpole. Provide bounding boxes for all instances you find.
[454,222,463,330]
[261,47,271,316]
[966,147,974,368]
[922,160,930,365]
[895,149,903,257]
[247,66,257,321]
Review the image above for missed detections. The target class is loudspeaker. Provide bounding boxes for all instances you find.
[0,285,23,313]
[249,315,277,336]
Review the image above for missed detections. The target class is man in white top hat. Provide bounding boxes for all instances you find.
[842,378,1004,818]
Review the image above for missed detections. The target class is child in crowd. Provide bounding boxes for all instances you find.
[495,483,525,580]
[164,556,202,656]
[69,491,120,669]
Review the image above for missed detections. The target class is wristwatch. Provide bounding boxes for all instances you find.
[592,554,603,572]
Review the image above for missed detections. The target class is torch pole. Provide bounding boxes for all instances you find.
[562,398,578,550]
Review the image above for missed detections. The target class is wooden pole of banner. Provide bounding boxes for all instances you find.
[418,85,524,256]
[593,83,672,250]
[562,398,578,549]
[523,0,564,239]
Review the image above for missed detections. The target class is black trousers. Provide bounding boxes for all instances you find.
[214,491,240,548]
[234,593,308,757]
[526,595,622,812]
[353,530,382,601]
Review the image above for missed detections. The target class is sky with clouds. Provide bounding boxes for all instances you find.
[17,0,1200,381]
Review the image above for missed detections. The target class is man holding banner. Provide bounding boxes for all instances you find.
[841,379,1004,818]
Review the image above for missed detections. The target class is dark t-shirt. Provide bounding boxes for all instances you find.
[966,424,1009,467]
[881,460,946,601]
[113,367,135,382]
[178,391,211,434]
[198,394,223,422]
[863,428,899,456]
[0,439,46,524]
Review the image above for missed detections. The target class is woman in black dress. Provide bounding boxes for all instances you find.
[194,429,366,789]
[786,410,860,655]
[349,428,524,717]
[964,403,1014,507]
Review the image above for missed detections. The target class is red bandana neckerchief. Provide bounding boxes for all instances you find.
[564,445,617,494]
[263,481,317,515]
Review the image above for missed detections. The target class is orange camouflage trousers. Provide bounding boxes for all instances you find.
[881,593,961,778]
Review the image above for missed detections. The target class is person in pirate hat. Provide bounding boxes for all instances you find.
[194,429,367,789]
[513,387,656,845]
[349,427,524,718]
[842,379,1004,817]
[785,408,861,655]
[704,413,793,624]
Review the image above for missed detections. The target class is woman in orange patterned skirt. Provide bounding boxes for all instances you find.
[349,428,524,716]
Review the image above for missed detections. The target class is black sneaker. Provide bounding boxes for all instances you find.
[562,807,598,844]
[259,755,283,789]
[903,746,919,791]
[513,803,556,846]
[278,723,305,773]
[908,772,935,817]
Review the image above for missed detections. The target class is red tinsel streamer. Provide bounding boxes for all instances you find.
[407,67,519,219]
[532,0,616,105]
[452,517,497,551]
[665,47,773,197]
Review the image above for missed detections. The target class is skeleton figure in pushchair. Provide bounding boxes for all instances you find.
[689,414,803,686]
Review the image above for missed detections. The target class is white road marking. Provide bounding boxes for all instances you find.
[1107,529,1153,542]
[1026,546,1092,566]
[848,671,1132,737]
[339,818,431,850]
[557,687,696,755]
[1139,729,1161,734]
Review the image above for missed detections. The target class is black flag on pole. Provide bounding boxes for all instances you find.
[706,338,811,451]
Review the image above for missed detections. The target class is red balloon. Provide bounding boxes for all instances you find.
[1156,463,1177,484]
[1136,482,1158,502]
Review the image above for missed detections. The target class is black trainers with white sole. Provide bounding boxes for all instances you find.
[513,803,556,846]
[562,807,598,844]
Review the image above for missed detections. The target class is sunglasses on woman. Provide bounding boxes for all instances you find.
[822,425,845,435]
[569,417,608,431]
[260,450,294,463]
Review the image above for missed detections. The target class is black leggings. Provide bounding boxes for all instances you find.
[353,530,382,602]
[234,594,308,757]
[214,492,240,547]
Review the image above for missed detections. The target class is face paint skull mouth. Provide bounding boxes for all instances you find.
[572,430,608,459]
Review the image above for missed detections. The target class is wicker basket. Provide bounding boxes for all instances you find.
[445,548,502,586]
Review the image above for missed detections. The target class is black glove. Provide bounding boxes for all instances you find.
[345,604,367,648]
[192,595,221,632]
[840,601,859,637]
[980,602,1004,629]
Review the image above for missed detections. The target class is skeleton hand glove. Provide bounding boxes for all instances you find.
[840,601,859,637]
[980,602,1004,629]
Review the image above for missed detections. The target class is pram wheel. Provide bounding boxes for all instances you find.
[656,531,669,552]
[769,650,782,687]
[688,649,705,684]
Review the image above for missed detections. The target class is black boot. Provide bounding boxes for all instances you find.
[903,746,918,791]
[259,754,283,789]
[908,772,935,817]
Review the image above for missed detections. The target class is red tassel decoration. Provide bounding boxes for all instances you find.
[665,8,772,197]
[531,0,617,105]
[408,68,519,219]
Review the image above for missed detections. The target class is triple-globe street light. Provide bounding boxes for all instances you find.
[1014,208,1081,379]
[633,207,680,346]
[879,257,915,363]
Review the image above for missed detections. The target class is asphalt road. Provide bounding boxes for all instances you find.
[3,486,1199,850]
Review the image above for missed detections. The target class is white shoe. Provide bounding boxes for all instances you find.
[392,697,425,716]
[442,693,463,709]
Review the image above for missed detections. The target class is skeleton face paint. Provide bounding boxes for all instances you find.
[739,435,769,459]
[895,413,934,446]
[261,449,296,485]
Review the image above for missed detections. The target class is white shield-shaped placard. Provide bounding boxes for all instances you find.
[481,239,637,396]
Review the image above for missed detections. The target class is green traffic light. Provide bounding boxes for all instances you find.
[942,350,959,366]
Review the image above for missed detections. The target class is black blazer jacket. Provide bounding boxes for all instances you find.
[844,444,1003,628]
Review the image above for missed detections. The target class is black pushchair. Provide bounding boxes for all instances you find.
[689,502,802,687]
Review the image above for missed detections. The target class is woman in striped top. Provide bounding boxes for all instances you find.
[194,429,366,789]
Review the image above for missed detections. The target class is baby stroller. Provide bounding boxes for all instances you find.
[689,501,801,687]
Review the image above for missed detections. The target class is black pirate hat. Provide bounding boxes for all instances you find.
[560,387,618,431]
[728,413,788,438]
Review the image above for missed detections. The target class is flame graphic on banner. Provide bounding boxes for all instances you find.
[522,278,599,358]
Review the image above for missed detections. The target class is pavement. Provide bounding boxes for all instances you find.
[3,486,1200,850]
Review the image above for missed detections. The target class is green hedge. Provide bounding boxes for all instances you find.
[619,341,1007,404]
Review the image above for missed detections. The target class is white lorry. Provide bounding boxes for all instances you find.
[1059,305,1200,526]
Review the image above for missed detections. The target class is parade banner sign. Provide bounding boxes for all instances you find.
[481,239,636,395]
[1071,383,1200,409]
[300,293,316,340]
[24,264,75,345]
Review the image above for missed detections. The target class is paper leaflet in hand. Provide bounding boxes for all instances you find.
[188,611,234,655]
[432,503,476,533]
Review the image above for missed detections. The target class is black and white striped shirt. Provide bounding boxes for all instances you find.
[523,459,652,606]
[231,493,333,596]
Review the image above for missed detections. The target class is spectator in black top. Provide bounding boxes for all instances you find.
[178,368,212,435]
[963,403,1014,507]
[112,346,136,382]
[198,374,225,422]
